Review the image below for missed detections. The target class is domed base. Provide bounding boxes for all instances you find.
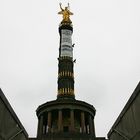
[36,99,96,139]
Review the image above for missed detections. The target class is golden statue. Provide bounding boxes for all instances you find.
[58,3,73,23]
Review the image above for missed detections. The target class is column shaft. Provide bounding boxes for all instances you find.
[58,110,63,132]
[47,112,51,133]
[89,115,94,136]
[37,115,43,138]
[81,112,86,133]
[70,109,74,132]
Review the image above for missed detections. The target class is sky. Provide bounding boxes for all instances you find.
[0,0,140,138]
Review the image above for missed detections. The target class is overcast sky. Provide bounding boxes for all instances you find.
[0,0,140,138]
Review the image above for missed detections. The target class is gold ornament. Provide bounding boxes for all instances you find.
[58,3,73,23]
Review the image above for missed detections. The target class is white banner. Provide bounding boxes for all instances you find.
[61,29,73,57]
[61,29,72,46]
[61,45,73,57]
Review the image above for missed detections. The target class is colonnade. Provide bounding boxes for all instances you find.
[37,109,95,138]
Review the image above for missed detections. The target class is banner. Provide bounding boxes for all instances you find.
[61,29,73,57]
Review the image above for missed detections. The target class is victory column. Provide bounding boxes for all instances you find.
[36,4,98,140]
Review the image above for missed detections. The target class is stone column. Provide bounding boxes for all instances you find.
[47,112,52,133]
[89,115,94,136]
[37,115,43,138]
[58,109,63,132]
[81,111,86,133]
[70,109,74,132]
[85,124,88,134]
[43,123,47,134]
[92,118,96,137]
